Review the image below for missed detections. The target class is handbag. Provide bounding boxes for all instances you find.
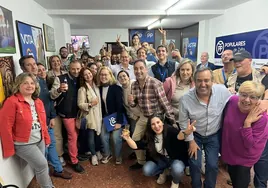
[75,111,87,130]
[103,112,128,132]
[76,87,91,130]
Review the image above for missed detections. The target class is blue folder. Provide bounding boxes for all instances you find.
[103,113,128,132]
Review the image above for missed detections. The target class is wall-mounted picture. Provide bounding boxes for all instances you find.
[16,21,45,65]
[43,24,55,52]
[0,56,16,98]
[0,6,16,53]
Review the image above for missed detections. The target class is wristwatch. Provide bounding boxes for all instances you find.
[182,131,188,139]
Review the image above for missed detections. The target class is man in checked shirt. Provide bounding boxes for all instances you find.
[127,59,176,171]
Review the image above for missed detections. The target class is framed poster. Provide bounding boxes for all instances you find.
[0,56,15,98]
[16,21,46,65]
[43,24,55,52]
[0,6,16,53]
[182,37,198,62]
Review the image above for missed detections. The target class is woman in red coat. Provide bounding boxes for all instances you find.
[0,72,54,188]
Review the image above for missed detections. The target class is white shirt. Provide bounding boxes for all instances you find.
[105,61,136,81]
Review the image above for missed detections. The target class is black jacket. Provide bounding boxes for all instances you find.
[100,84,125,124]
[136,125,188,165]
[196,62,216,70]
[55,73,79,118]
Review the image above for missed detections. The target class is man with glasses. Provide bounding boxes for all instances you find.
[227,50,268,188]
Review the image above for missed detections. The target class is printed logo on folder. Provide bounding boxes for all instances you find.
[103,113,128,132]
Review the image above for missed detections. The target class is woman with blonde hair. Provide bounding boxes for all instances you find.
[0,73,53,188]
[47,55,67,89]
[96,66,125,165]
[163,58,195,120]
[77,67,102,165]
[222,81,268,188]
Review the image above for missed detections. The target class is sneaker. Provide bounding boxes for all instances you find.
[96,151,103,161]
[72,163,85,174]
[115,157,122,165]
[170,181,179,188]
[53,170,72,179]
[59,156,66,167]
[77,154,89,162]
[129,162,143,170]
[91,155,98,166]
[185,166,190,176]
[156,171,167,184]
[101,155,112,164]
[85,151,92,156]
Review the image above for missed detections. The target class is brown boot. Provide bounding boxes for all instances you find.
[53,170,72,179]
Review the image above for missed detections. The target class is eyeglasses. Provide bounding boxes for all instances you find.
[239,93,260,101]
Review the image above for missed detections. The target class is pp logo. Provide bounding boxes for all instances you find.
[146,31,153,38]
[109,117,116,127]
[253,30,268,59]
[216,40,224,56]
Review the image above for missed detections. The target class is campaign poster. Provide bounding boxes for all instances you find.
[16,21,45,65]
[182,37,198,62]
[214,28,268,68]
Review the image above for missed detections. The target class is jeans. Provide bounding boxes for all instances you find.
[189,132,220,188]
[228,165,251,188]
[100,124,122,158]
[15,141,54,188]
[143,158,185,184]
[46,128,63,173]
[254,140,268,188]
[88,129,101,155]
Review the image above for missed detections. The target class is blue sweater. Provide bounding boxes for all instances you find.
[38,77,56,126]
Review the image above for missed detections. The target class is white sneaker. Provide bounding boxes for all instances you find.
[96,151,103,161]
[156,171,167,184]
[115,157,122,165]
[91,155,98,166]
[59,156,66,166]
[171,181,179,188]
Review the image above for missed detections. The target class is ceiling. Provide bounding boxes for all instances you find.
[34,0,251,29]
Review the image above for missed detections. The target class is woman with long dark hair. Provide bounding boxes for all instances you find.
[122,114,196,188]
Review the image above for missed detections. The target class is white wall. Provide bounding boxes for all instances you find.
[53,18,71,52]
[197,0,268,64]
[71,29,129,56]
[0,0,55,187]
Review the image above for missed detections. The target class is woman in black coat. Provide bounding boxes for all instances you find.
[122,114,196,188]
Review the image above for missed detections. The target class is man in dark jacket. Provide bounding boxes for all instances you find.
[50,60,85,173]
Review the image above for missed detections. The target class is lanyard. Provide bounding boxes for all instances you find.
[157,65,167,82]
[222,68,236,83]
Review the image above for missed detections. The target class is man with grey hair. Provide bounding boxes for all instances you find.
[179,67,231,188]
[197,52,216,70]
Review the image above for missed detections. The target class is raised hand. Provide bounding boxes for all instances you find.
[158,27,166,36]
[184,120,197,135]
[116,34,121,43]
[244,104,266,127]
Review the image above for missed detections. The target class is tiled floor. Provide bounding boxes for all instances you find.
[27,145,247,188]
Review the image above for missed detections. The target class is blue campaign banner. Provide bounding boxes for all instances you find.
[16,21,46,65]
[129,29,155,43]
[214,28,268,67]
[182,37,198,62]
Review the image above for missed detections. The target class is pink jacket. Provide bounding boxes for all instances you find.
[163,75,195,102]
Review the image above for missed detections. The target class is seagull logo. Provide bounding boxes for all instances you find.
[216,40,225,56]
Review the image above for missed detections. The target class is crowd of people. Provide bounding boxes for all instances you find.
[0,31,268,188]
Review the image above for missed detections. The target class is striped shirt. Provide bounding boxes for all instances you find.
[179,84,231,141]
[131,76,175,124]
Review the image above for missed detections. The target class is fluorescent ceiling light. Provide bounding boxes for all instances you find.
[147,20,161,30]
[166,0,181,15]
